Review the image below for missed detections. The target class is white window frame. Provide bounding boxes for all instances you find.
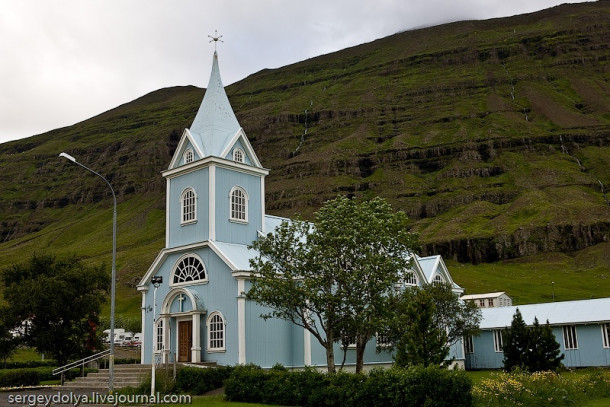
[184,148,194,164]
[404,272,417,285]
[171,253,208,287]
[493,330,503,353]
[488,298,495,307]
[229,186,248,223]
[155,319,164,353]
[563,325,578,350]
[464,335,474,354]
[602,324,610,348]
[376,333,392,348]
[207,312,226,353]
[232,148,245,163]
[180,188,197,225]
[434,274,444,284]
[479,299,485,308]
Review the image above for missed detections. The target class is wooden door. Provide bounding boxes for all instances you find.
[178,320,192,362]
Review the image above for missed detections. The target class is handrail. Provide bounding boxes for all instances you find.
[52,349,110,376]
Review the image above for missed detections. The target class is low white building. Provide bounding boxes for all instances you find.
[461,292,512,308]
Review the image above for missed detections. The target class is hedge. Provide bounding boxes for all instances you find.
[224,365,473,407]
[175,365,235,395]
[0,369,40,387]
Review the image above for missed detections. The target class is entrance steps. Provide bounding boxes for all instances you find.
[60,364,151,391]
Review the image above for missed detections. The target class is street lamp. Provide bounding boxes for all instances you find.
[59,152,117,394]
[150,276,163,397]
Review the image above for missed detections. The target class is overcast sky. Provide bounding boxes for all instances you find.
[0,0,590,144]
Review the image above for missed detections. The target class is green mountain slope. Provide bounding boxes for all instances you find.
[1,2,609,314]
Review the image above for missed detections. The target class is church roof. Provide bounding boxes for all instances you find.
[479,297,610,329]
[189,51,241,158]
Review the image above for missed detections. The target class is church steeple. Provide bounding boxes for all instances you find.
[189,51,241,158]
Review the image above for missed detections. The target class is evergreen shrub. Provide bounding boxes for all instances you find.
[174,365,234,395]
[224,364,473,407]
[0,369,40,387]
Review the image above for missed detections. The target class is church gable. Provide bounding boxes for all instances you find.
[220,129,262,168]
[168,129,204,170]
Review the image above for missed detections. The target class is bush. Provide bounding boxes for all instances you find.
[225,364,473,407]
[0,369,40,387]
[175,365,234,395]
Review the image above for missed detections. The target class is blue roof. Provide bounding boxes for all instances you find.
[189,51,241,158]
[479,297,610,329]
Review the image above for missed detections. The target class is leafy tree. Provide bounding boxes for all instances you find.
[385,283,481,368]
[0,253,110,365]
[502,308,530,371]
[0,309,19,366]
[248,196,418,373]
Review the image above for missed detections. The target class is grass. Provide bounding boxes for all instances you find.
[154,396,279,407]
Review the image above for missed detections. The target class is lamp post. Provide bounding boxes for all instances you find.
[150,276,163,397]
[59,152,117,394]
[551,281,555,302]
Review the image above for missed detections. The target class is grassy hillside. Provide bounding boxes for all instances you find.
[1,2,609,315]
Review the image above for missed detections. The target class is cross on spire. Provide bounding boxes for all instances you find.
[208,30,223,51]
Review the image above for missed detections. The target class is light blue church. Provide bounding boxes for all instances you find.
[137,51,466,369]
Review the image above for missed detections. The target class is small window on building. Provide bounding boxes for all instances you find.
[184,149,194,164]
[155,319,164,352]
[230,186,248,222]
[376,334,392,348]
[602,324,610,348]
[563,325,578,350]
[208,312,225,352]
[404,272,417,285]
[233,148,245,163]
[434,274,444,284]
[488,298,494,307]
[493,330,503,353]
[464,335,474,354]
[181,188,197,224]
[479,299,485,308]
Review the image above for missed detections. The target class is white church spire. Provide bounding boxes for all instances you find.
[188,50,241,158]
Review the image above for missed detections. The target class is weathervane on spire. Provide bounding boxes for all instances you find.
[208,30,223,51]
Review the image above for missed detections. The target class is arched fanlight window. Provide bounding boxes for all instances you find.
[180,188,197,224]
[233,148,245,163]
[207,312,226,352]
[405,272,418,285]
[229,186,248,222]
[184,149,194,164]
[172,255,207,285]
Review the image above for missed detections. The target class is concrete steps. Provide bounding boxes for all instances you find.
[60,364,151,391]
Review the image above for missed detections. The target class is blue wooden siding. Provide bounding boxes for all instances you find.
[167,168,209,248]
[223,138,253,166]
[214,167,262,245]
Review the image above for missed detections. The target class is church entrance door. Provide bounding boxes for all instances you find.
[178,320,192,362]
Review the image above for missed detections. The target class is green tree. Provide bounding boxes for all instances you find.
[385,283,481,368]
[248,196,418,373]
[0,309,19,366]
[527,318,564,372]
[1,253,110,365]
[502,308,530,371]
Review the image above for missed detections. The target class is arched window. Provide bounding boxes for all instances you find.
[181,188,196,224]
[184,149,194,164]
[172,255,206,285]
[233,148,245,163]
[207,312,225,352]
[434,274,444,284]
[230,186,248,222]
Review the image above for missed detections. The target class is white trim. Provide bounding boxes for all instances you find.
[232,147,245,163]
[163,155,269,180]
[260,175,265,233]
[166,179,170,247]
[229,186,249,223]
[206,311,227,353]
[304,327,311,366]
[170,253,208,288]
[183,148,194,165]
[563,325,579,350]
[237,279,246,364]
[209,165,216,240]
[161,287,201,314]
[140,291,146,363]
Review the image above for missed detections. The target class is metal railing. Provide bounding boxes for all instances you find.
[52,349,111,377]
